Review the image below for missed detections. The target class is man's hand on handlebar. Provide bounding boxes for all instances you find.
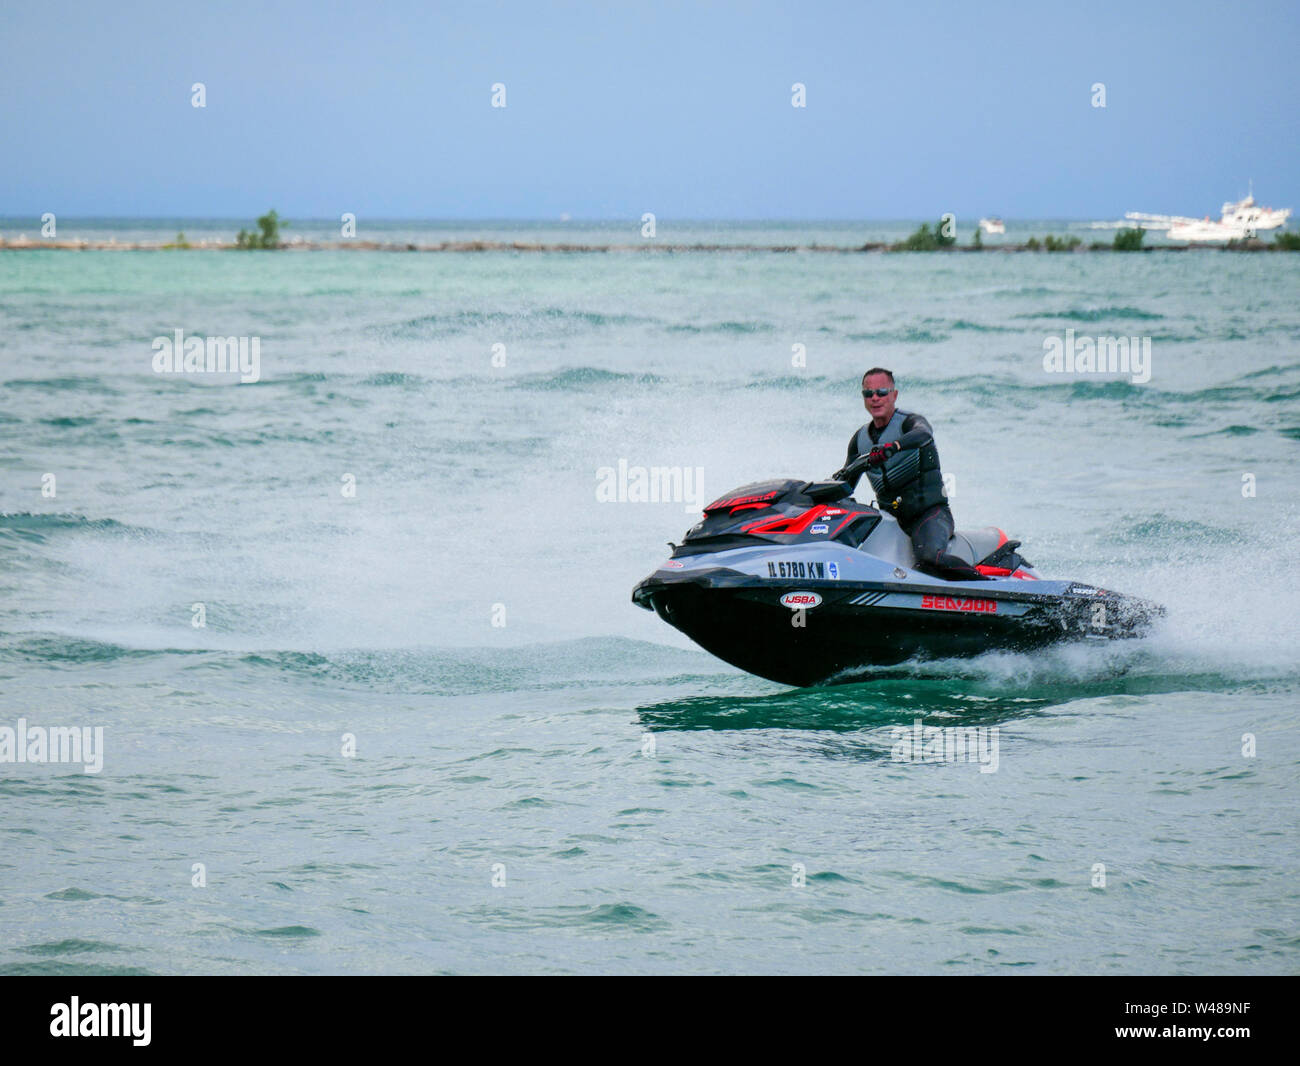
[834,441,903,482]
[865,441,901,468]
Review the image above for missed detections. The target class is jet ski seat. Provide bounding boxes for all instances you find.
[947,527,1011,567]
[945,526,1035,577]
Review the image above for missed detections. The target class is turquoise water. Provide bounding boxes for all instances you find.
[2,231,1298,973]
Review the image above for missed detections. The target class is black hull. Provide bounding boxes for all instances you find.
[638,581,1154,687]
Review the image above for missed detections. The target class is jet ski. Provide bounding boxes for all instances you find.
[632,475,1164,687]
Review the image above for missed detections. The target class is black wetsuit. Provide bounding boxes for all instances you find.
[843,411,982,580]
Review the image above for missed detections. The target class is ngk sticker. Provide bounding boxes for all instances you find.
[780,591,822,609]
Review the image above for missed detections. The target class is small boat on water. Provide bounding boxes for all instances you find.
[978,217,1005,235]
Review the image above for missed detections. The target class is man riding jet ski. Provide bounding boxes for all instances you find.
[835,367,981,581]
[630,372,1164,686]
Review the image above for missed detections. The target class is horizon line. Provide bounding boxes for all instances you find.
[0,214,1128,223]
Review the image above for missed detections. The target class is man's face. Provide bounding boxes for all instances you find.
[862,373,897,424]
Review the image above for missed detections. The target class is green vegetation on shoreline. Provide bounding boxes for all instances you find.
[890,219,955,251]
[895,219,1160,253]
[235,210,286,250]
[1113,227,1145,251]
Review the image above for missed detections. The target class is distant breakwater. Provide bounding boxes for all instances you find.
[0,237,1290,253]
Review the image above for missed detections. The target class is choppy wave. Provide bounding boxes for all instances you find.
[0,513,151,541]
[376,307,650,340]
[665,320,774,334]
[2,962,155,976]
[3,375,123,393]
[1015,306,1165,322]
[947,319,1017,333]
[742,374,837,390]
[845,328,949,343]
[359,371,426,387]
[0,633,179,663]
[507,366,665,390]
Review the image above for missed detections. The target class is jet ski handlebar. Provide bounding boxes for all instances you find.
[801,478,855,502]
[830,453,872,484]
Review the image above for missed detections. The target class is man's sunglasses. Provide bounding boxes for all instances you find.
[862,387,894,398]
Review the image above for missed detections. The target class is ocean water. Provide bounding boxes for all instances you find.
[1,226,1298,974]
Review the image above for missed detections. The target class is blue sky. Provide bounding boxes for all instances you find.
[1,0,1296,218]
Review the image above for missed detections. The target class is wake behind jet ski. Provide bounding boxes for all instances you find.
[631,475,1164,687]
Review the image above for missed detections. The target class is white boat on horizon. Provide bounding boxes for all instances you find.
[1117,184,1292,242]
[1165,217,1246,242]
[1219,192,1291,232]
[978,217,1005,235]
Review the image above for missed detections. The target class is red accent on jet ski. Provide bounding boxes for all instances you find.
[828,514,858,537]
[921,595,997,613]
[705,490,782,513]
[975,564,1039,580]
[742,505,830,535]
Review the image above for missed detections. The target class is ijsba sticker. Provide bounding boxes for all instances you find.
[780,591,822,609]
